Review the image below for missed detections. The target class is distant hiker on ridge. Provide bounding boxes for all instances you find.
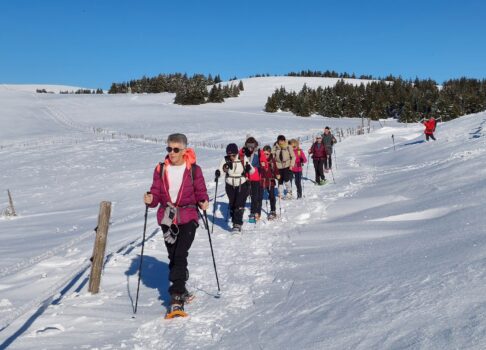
[422,116,437,141]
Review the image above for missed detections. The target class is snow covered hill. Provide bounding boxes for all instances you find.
[1,78,486,349]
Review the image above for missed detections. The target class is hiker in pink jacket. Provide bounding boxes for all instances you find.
[144,133,209,314]
[290,139,307,199]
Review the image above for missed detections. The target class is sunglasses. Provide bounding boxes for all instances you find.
[166,146,184,153]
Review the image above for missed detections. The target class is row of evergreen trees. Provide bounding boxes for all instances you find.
[265,78,486,122]
[108,73,223,94]
[108,73,244,105]
[60,88,104,94]
[287,70,377,80]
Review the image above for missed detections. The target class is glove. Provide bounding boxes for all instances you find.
[163,226,178,244]
[245,163,252,173]
[244,147,252,157]
[215,169,221,179]
[300,157,304,163]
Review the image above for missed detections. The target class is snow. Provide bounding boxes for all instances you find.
[1,77,486,349]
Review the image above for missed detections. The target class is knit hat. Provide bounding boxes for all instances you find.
[277,135,286,142]
[226,143,239,155]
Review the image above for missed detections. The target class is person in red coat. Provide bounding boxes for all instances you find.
[423,116,437,141]
[144,133,209,314]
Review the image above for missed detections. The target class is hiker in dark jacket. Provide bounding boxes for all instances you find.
[321,126,337,170]
[308,135,327,185]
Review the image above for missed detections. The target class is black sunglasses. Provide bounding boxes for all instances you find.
[166,146,184,153]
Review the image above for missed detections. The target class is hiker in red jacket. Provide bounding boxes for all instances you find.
[144,133,209,315]
[260,145,279,220]
[239,137,267,222]
[423,116,437,141]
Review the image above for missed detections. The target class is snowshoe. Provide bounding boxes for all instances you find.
[268,211,277,220]
[165,303,188,319]
[319,179,327,186]
[232,224,242,233]
[165,295,188,319]
[248,214,256,224]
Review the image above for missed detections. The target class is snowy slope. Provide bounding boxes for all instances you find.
[1,78,486,349]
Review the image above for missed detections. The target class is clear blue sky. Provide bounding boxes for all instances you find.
[1,0,485,88]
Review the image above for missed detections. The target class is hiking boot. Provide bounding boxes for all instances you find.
[268,211,277,220]
[248,214,256,223]
[232,224,242,232]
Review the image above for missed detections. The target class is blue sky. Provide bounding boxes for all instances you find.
[1,0,485,88]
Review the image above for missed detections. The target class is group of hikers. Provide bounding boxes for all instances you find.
[142,128,337,316]
[216,127,337,233]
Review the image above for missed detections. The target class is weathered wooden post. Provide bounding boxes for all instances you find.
[88,201,112,294]
[7,190,17,216]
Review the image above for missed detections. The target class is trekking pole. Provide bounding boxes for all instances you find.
[334,148,337,170]
[201,209,221,297]
[392,134,396,151]
[278,190,282,219]
[330,166,336,184]
[211,176,219,234]
[134,192,150,315]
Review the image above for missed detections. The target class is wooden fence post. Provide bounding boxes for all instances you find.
[7,190,17,216]
[88,201,112,294]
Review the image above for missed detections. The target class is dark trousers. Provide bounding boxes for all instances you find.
[278,167,293,184]
[325,155,332,169]
[313,159,325,182]
[426,133,436,141]
[226,182,249,225]
[249,181,263,215]
[164,221,198,296]
[262,185,276,212]
[292,171,303,198]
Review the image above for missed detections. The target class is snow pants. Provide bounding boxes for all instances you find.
[226,182,249,225]
[313,158,325,182]
[164,221,198,296]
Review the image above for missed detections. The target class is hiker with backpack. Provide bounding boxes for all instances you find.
[289,139,307,199]
[321,126,337,171]
[260,145,279,220]
[143,133,209,317]
[308,134,327,185]
[239,137,267,222]
[215,143,252,232]
[272,135,295,199]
